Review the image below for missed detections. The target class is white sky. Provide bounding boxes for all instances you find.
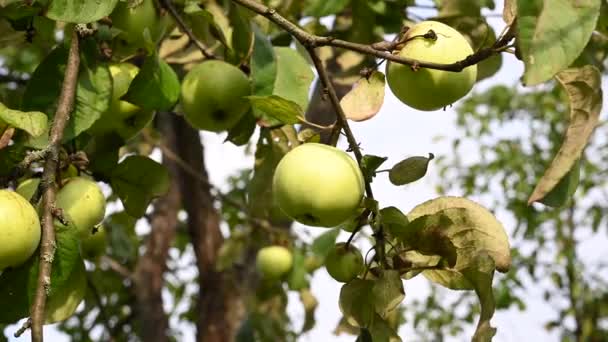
[5,1,608,341]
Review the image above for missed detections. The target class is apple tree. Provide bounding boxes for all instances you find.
[0,1,604,341]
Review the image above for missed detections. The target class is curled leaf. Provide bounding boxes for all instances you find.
[528,66,602,205]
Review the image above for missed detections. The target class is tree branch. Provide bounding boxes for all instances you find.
[158,0,216,59]
[230,0,511,72]
[29,30,81,342]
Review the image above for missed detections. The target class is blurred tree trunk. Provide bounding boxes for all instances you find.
[133,113,181,342]
[172,115,246,342]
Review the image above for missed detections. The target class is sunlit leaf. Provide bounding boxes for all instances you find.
[0,103,47,137]
[46,0,119,23]
[517,0,601,85]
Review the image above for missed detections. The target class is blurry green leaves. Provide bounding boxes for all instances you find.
[0,102,47,137]
[339,278,403,341]
[110,155,170,218]
[528,66,602,205]
[389,154,434,186]
[45,0,119,23]
[341,71,386,122]
[517,0,601,85]
[0,223,80,323]
[123,54,180,111]
[23,41,112,148]
[304,0,351,17]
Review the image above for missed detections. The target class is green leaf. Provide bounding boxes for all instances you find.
[0,103,47,137]
[110,155,170,218]
[23,41,112,147]
[378,207,409,240]
[0,144,26,177]
[340,71,386,122]
[272,47,314,111]
[360,154,388,183]
[539,159,580,207]
[123,54,180,111]
[46,0,119,23]
[464,254,497,342]
[372,270,405,317]
[225,110,257,146]
[304,0,351,17]
[311,227,340,259]
[45,258,86,323]
[297,128,321,143]
[226,4,254,65]
[248,95,304,126]
[528,66,602,204]
[287,249,309,290]
[0,222,81,323]
[82,133,123,181]
[389,153,434,186]
[247,129,290,218]
[215,235,246,271]
[251,29,277,96]
[105,211,138,262]
[339,279,376,328]
[517,0,601,85]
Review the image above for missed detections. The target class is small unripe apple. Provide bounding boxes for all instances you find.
[325,243,364,282]
[386,20,477,111]
[16,177,41,202]
[45,261,87,323]
[81,225,108,260]
[180,60,251,132]
[89,63,154,140]
[0,190,41,270]
[272,143,364,227]
[256,246,293,279]
[110,0,172,49]
[55,177,106,238]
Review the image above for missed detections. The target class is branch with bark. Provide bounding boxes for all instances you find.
[28,30,81,342]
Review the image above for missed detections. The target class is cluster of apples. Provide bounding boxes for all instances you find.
[0,176,107,272]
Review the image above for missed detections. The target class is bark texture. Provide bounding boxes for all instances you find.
[172,115,245,342]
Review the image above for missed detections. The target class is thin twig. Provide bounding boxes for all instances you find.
[158,0,216,59]
[230,0,511,72]
[14,319,31,337]
[100,255,133,280]
[29,30,81,342]
[86,274,116,342]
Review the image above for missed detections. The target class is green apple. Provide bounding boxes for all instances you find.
[0,190,41,270]
[16,177,41,202]
[110,0,172,49]
[256,245,293,279]
[55,177,106,238]
[325,243,364,282]
[272,143,364,227]
[386,20,477,111]
[45,260,87,323]
[81,225,108,260]
[180,60,251,132]
[89,63,154,140]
